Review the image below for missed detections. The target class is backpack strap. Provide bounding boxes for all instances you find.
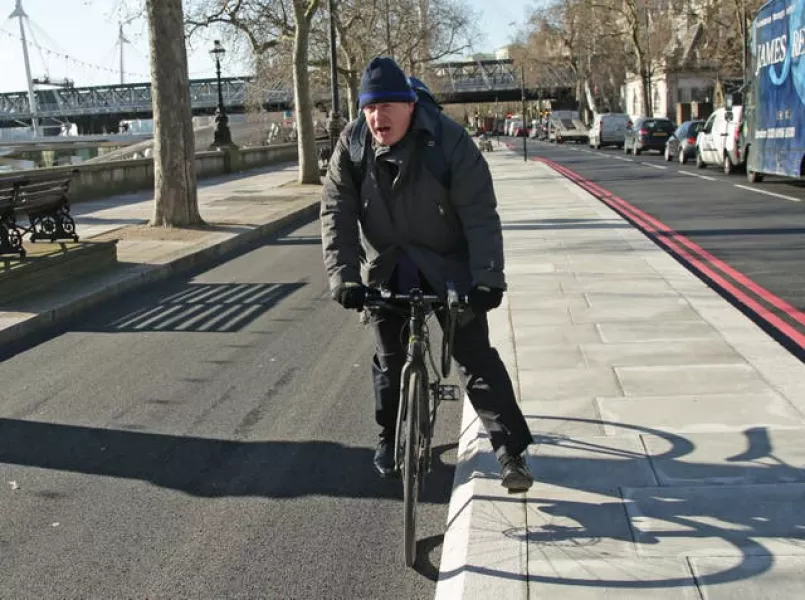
[347,108,451,196]
[348,115,370,185]
[421,115,450,190]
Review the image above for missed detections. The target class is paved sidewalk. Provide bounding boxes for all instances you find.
[437,147,805,598]
[0,163,320,346]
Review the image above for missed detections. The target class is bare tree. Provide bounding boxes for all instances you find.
[187,0,322,184]
[519,0,629,117]
[146,0,203,227]
[305,0,479,120]
[692,0,766,80]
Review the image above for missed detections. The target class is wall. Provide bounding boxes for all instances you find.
[624,71,717,120]
[4,142,318,204]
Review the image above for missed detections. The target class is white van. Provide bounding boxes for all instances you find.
[695,107,745,174]
[588,113,630,149]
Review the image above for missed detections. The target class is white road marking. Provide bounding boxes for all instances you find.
[734,184,801,202]
[678,171,717,181]
[614,156,634,162]
[642,162,668,170]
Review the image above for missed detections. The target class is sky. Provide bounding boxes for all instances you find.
[0,0,537,94]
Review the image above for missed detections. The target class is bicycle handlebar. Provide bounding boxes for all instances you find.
[363,281,468,309]
[363,281,467,379]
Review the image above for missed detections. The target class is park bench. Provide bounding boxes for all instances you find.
[0,171,79,259]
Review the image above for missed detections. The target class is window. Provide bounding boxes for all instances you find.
[703,114,716,134]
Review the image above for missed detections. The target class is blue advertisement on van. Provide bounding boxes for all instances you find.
[747,0,805,179]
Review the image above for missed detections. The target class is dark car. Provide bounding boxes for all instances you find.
[665,120,705,164]
[624,117,676,155]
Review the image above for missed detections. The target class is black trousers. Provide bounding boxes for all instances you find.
[370,309,533,458]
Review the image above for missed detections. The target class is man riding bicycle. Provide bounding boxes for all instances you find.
[320,57,533,492]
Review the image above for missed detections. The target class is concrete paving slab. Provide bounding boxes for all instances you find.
[642,429,805,486]
[528,558,701,598]
[716,326,782,344]
[437,403,528,600]
[561,278,679,295]
[529,434,657,493]
[689,555,805,599]
[557,257,659,274]
[571,302,702,324]
[519,368,623,403]
[596,321,723,343]
[690,302,765,330]
[514,323,603,346]
[614,364,772,396]
[505,307,574,324]
[744,359,805,414]
[458,477,528,599]
[596,390,805,435]
[561,239,637,254]
[504,262,560,274]
[583,291,685,305]
[526,488,638,561]
[571,271,668,282]
[507,294,589,310]
[524,399,607,437]
[581,340,744,367]
[516,344,586,370]
[623,483,805,557]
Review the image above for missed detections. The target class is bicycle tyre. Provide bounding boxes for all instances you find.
[403,368,424,567]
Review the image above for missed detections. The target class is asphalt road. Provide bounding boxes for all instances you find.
[0,219,461,598]
[509,136,805,350]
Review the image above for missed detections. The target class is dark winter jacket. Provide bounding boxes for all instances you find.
[320,105,505,297]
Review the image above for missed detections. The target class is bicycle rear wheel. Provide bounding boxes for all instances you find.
[402,368,425,567]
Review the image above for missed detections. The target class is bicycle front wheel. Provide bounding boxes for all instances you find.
[402,368,425,567]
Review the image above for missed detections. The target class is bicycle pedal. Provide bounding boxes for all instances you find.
[438,385,461,402]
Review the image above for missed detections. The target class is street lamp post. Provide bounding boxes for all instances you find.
[328,0,342,151]
[521,65,527,161]
[209,39,234,148]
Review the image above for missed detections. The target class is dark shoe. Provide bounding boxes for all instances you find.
[500,453,534,492]
[373,438,397,478]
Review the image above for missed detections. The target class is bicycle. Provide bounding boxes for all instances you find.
[364,281,466,567]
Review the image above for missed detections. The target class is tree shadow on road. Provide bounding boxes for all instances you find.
[0,417,458,505]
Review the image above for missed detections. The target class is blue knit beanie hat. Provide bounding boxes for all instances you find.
[358,57,417,110]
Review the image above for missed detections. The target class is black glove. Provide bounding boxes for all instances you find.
[333,282,367,311]
[468,285,504,313]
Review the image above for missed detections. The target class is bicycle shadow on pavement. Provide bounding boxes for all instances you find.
[439,416,805,591]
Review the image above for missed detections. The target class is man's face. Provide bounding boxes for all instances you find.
[363,102,415,146]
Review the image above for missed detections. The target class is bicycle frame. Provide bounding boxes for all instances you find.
[394,293,431,470]
[363,282,465,567]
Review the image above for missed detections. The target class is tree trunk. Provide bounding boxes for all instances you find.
[641,69,652,117]
[146,0,202,227]
[292,18,320,184]
[346,72,359,121]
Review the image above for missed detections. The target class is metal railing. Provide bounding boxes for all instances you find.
[1,60,575,120]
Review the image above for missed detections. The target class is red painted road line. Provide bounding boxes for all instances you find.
[538,156,805,327]
[530,155,805,351]
[529,153,805,328]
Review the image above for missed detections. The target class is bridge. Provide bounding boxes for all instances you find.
[0,59,575,131]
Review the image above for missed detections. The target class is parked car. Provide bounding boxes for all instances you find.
[624,117,676,155]
[588,113,630,149]
[695,107,745,174]
[549,117,588,144]
[664,120,705,164]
